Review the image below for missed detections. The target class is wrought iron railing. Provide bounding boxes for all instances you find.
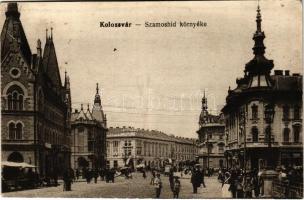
[272,179,303,199]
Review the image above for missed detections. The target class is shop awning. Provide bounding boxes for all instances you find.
[1,161,36,168]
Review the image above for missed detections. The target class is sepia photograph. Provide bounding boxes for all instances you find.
[0,0,302,198]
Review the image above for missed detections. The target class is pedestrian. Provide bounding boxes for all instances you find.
[94,169,98,184]
[99,168,105,181]
[173,176,181,198]
[236,174,244,198]
[169,168,174,192]
[200,168,206,188]
[75,169,80,180]
[221,172,232,198]
[190,167,201,194]
[251,171,260,198]
[105,167,109,183]
[153,173,162,198]
[63,169,72,191]
[243,174,253,198]
[143,169,147,179]
[151,170,156,185]
[110,168,116,183]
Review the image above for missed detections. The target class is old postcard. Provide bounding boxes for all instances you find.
[1,0,302,198]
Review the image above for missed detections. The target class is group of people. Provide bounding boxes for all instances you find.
[190,166,206,194]
[221,169,261,198]
[150,166,207,198]
[220,165,303,198]
[75,168,117,184]
[151,170,181,198]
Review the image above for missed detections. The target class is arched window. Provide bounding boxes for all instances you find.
[293,126,300,143]
[7,85,24,111]
[252,104,258,119]
[8,122,23,140]
[16,123,22,140]
[283,128,290,142]
[294,105,300,120]
[283,105,290,121]
[9,122,15,139]
[252,127,259,142]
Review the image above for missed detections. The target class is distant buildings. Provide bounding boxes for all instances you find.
[1,3,72,177]
[106,127,199,169]
[71,84,108,171]
[222,6,302,170]
[197,92,225,169]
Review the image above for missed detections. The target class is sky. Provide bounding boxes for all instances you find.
[0,1,302,138]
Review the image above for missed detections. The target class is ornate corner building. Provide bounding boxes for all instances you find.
[1,3,72,176]
[71,84,108,171]
[197,92,226,169]
[222,6,302,170]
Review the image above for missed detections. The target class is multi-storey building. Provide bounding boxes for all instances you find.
[222,6,302,170]
[71,84,107,171]
[106,127,198,169]
[1,3,72,177]
[197,92,225,169]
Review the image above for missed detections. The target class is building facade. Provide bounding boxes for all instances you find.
[71,84,107,171]
[197,92,226,169]
[106,127,198,169]
[222,6,302,170]
[1,3,72,177]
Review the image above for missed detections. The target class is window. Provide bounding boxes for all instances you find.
[207,144,212,154]
[113,141,119,155]
[137,147,142,155]
[88,141,94,152]
[294,106,300,120]
[252,127,259,142]
[293,126,300,143]
[251,104,258,119]
[218,145,224,153]
[265,126,271,143]
[283,105,290,120]
[8,122,23,140]
[9,122,15,139]
[7,85,24,111]
[106,142,110,155]
[283,128,290,142]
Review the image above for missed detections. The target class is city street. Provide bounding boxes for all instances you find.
[3,173,222,198]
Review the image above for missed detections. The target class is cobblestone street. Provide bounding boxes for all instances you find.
[3,173,222,198]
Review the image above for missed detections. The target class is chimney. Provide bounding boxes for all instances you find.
[285,70,290,76]
[274,70,283,75]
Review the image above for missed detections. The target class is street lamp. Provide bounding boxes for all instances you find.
[262,103,277,198]
[264,104,275,168]
[239,108,247,174]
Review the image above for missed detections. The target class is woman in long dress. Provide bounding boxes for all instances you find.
[222,172,232,198]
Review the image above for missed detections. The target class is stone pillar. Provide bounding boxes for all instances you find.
[261,169,278,198]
